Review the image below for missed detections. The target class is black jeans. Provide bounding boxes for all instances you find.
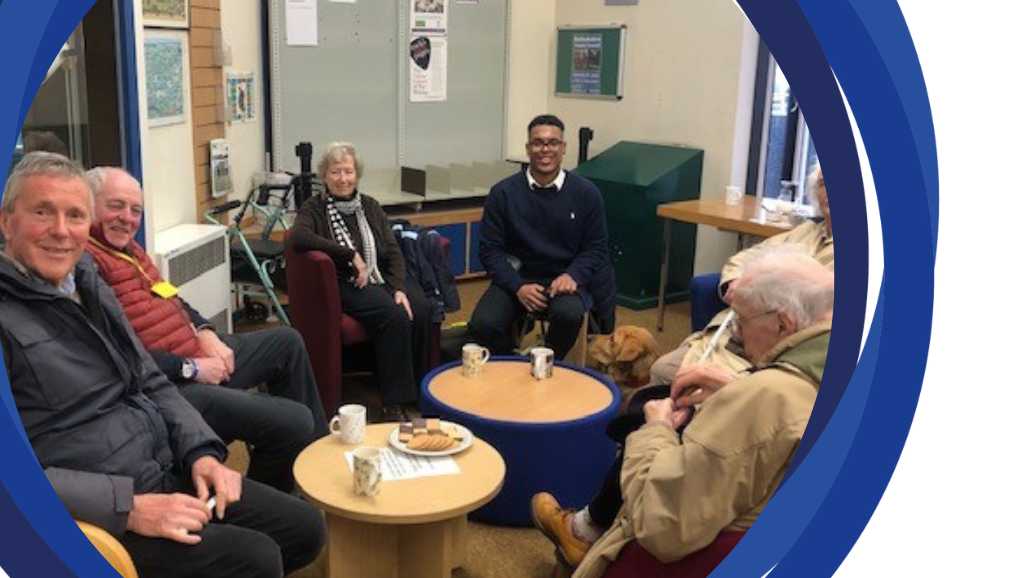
[588,384,674,528]
[467,282,585,360]
[337,282,431,405]
[180,326,327,493]
[121,477,325,578]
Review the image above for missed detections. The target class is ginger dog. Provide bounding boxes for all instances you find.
[588,325,659,393]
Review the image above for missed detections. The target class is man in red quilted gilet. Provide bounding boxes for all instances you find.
[84,167,328,493]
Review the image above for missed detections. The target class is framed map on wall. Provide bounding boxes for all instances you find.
[143,0,189,29]
[144,30,187,127]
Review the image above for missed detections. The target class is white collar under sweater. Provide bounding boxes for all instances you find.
[525,168,566,191]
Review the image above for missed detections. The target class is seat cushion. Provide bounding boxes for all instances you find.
[340,313,370,345]
[602,531,745,578]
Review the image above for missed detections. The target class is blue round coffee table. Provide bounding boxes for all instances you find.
[420,357,621,526]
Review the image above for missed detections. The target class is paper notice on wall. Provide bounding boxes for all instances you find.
[410,36,447,102]
[286,0,318,46]
[411,0,448,36]
[571,33,603,95]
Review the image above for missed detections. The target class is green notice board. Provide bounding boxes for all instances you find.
[555,26,626,99]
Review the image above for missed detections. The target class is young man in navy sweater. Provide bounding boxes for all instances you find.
[468,114,613,359]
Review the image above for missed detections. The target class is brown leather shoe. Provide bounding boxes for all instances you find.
[531,492,590,567]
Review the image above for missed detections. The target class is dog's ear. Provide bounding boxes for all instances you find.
[589,335,615,365]
[621,326,658,353]
[616,337,644,362]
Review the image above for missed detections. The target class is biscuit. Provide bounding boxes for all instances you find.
[441,424,464,441]
[404,425,458,452]
[406,435,430,450]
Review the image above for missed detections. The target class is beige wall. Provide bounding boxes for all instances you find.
[220,0,266,203]
[506,0,757,274]
[138,0,265,242]
[505,0,556,159]
[136,0,196,245]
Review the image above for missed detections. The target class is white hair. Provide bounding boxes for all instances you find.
[84,166,139,200]
[2,152,91,214]
[316,141,363,180]
[733,245,834,329]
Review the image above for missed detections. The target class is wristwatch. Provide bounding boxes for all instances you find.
[181,358,198,380]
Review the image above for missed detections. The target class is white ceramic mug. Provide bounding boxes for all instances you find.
[462,343,491,377]
[530,347,555,380]
[725,185,744,206]
[329,404,367,444]
[352,447,382,497]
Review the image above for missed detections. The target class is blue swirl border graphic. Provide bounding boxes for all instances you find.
[0,1,936,576]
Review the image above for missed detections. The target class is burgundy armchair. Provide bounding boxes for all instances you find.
[601,531,745,578]
[284,234,445,416]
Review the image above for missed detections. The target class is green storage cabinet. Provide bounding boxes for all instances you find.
[576,141,702,310]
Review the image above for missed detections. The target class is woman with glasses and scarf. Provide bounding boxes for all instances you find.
[289,141,431,422]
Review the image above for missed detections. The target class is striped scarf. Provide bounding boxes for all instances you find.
[326,192,384,285]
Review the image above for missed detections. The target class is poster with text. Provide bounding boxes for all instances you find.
[410,35,447,102]
[411,0,447,36]
[571,33,602,95]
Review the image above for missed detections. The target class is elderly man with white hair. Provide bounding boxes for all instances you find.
[533,247,833,577]
[650,165,834,383]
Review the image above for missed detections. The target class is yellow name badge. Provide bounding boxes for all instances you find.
[151,280,179,299]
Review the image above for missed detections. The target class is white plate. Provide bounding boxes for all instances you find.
[388,420,474,457]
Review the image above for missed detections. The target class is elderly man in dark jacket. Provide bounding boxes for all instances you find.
[0,152,323,578]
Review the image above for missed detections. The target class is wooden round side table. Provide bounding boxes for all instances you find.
[294,424,505,578]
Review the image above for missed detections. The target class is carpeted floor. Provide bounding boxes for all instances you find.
[230,278,693,578]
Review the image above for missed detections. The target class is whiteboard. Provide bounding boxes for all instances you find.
[269,0,509,198]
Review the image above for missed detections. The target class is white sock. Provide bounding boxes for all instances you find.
[571,507,603,543]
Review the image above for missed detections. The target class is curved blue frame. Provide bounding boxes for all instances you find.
[0,0,936,575]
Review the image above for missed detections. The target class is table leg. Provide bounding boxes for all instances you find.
[327,515,399,578]
[657,219,671,332]
[451,515,468,568]
[326,515,464,578]
[398,517,462,578]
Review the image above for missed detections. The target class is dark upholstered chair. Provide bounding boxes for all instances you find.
[284,234,446,417]
[688,273,728,333]
[601,531,745,578]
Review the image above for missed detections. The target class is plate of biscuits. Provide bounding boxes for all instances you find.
[389,417,474,457]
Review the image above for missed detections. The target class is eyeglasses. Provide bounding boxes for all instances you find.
[528,139,564,151]
[728,309,776,336]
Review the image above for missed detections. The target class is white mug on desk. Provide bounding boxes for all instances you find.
[725,185,744,206]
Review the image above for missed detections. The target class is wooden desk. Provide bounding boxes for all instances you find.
[655,197,799,330]
[295,425,505,578]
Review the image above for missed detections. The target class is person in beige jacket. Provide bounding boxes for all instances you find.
[534,249,833,578]
[649,165,834,382]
